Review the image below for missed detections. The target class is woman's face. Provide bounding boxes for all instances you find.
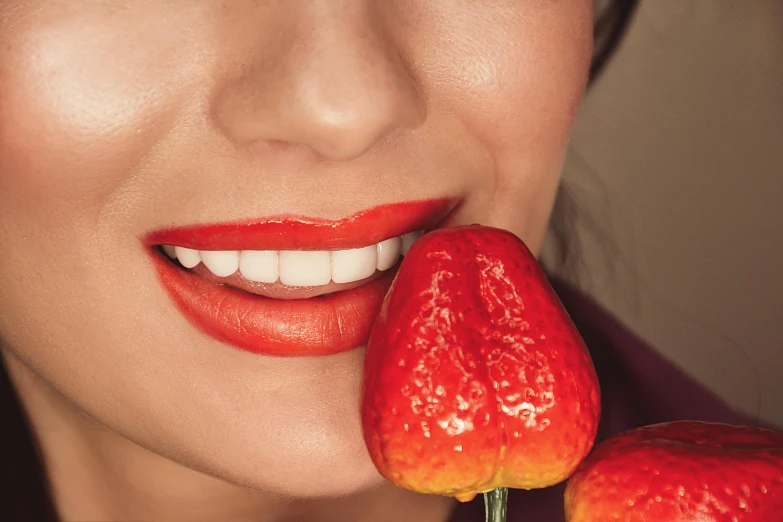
[0,0,592,498]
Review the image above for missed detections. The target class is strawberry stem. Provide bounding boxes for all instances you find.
[483,488,508,522]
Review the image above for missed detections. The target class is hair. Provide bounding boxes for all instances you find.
[546,0,641,278]
[0,2,640,519]
[590,0,640,83]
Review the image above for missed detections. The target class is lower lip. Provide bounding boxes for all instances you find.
[152,252,394,356]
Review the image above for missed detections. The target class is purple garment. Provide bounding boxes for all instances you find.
[448,278,763,522]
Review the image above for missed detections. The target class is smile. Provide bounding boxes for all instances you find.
[144,198,458,357]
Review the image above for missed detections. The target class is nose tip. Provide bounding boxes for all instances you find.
[211,16,426,161]
[274,63,426,161]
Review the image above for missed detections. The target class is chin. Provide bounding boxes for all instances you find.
[126,343,388,500]
[202,408,388,498]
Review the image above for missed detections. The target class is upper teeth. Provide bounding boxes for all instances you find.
[165,230,423,286]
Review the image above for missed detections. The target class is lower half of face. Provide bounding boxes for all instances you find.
[0,0,593,498]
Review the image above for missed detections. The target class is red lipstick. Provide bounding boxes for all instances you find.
[145,199,455,251]
[144,198,457,357]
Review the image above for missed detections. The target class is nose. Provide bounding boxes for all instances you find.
[210,4,426,161]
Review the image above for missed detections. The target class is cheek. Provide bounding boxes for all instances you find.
[423,2,593,246]
[447,6,592,161]
[0,10,195,372]
[0,9,199,217]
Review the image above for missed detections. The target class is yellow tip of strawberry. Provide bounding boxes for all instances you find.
[454,492,477,503]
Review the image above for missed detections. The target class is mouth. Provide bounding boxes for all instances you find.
[144,198,458,357]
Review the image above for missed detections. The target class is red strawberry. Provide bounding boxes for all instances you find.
[565,421,783,521]
[361,225,601,501]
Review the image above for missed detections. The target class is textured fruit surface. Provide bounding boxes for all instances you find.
[565,421,783,522]
[361,225,601,501]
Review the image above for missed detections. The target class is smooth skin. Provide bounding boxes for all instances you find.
[0,1,593,521]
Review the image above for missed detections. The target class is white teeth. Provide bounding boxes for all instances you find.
[174,246,201,269]
[166,230,424,285]
[200,250,240,277]
[239,250,279,283]
[376,237,401,271]
[331,245,377,284]
[279,250,332,286]
[400,230,423,255]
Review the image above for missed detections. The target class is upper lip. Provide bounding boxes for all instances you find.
[142,198,459,251]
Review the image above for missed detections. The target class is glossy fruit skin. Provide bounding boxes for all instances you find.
[362,225,601,501]
[565,421,783,522]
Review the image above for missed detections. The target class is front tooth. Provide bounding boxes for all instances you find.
[376,237,402,271]
[200,250,240,277]
[239,250,279,283]
[279,250,331,286]
[174,246,201,268]
[400,230,423,255]
[162,245,177,259]
[331,245,377,284]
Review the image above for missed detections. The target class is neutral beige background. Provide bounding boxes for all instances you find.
[550,2,783,427]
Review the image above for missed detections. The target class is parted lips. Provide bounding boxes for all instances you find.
[361,225,601,501]
[565,421,783,522]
